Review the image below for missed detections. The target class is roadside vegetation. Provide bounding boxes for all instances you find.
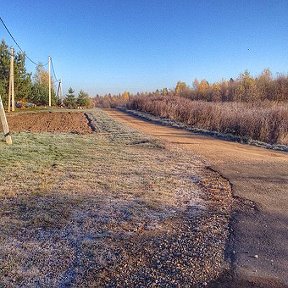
[126,97,288,145]
[94,70,288,145]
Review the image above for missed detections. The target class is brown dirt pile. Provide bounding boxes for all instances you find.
[4,112,92,134]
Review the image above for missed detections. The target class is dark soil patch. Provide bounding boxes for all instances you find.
[4,112,92,134]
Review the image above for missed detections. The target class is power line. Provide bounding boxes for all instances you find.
[0,15,62,101]
[0,16,47,66]
[50,57,60,82]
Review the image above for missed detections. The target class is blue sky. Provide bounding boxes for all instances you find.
[1,0,288,95]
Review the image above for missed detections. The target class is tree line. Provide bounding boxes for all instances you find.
[174,69,288,102]
[0,40,92,108]
[0,40,57,106]
[94,69,288,108]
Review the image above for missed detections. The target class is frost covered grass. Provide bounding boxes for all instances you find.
[0,109,232,286]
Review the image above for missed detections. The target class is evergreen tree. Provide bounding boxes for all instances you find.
[0,40,12,106]
[64,87,77,108]
[0,40,33,105]
[76,90,91,107]
[14,52,32,101]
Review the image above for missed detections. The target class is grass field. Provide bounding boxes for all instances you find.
[0,109,232,287]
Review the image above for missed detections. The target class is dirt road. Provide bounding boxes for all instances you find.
[106,109,288,287]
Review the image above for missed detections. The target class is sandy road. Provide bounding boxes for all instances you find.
[105,109,288,287]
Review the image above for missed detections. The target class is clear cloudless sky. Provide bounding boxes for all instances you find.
[1,0,288,95]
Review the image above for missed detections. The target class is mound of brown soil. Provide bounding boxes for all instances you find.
[4,112,92,134]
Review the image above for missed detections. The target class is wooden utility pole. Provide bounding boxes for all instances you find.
[8,47,15,112]
[48,56,51,107]
[0,95,12,144]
